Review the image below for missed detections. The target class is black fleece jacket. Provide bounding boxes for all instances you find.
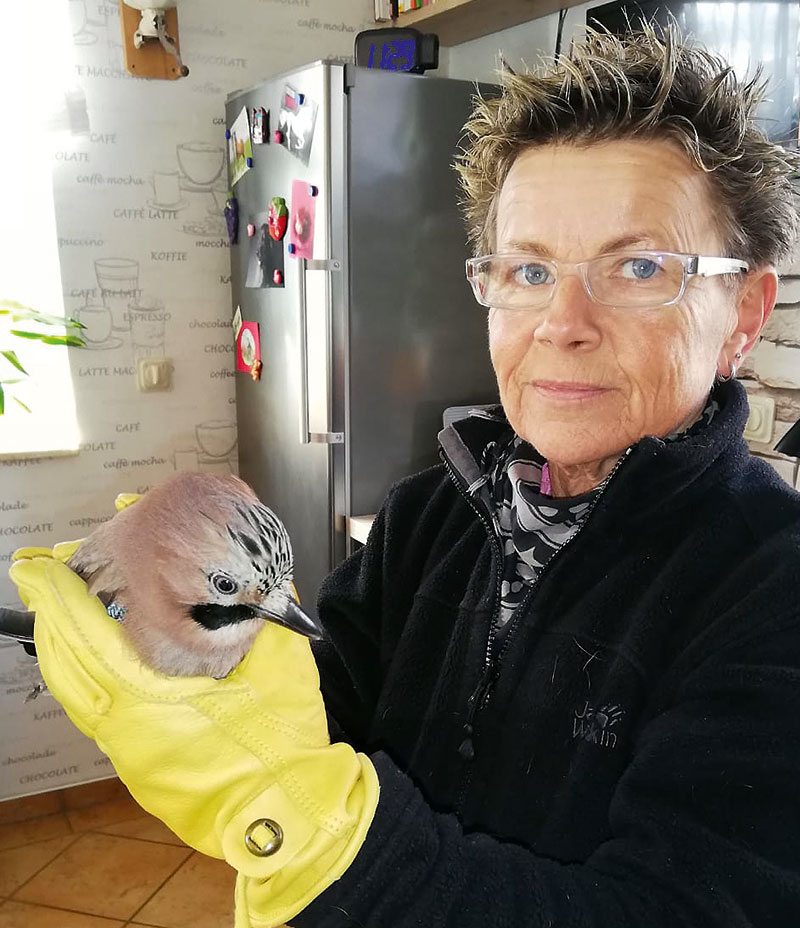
[294,380,800,928]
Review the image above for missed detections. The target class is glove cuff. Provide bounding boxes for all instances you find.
[228,753,379,928]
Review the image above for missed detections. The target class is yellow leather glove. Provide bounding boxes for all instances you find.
[9,537,379,928]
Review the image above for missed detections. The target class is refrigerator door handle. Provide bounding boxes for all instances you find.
[298,257,344,445]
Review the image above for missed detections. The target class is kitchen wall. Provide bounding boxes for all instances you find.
[0,0,374,802]
[443,4,800,485]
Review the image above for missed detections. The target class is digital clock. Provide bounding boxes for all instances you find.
[354,27,439,75]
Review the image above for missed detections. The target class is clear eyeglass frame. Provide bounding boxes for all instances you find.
[464,251,750,311]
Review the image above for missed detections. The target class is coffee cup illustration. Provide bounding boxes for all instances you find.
[95,258,139,332]
[75,303,113,347]
[151,171,183,209]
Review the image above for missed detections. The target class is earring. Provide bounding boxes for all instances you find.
[718,351,743,383]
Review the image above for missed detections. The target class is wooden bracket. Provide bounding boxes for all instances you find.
[118,1,185,80]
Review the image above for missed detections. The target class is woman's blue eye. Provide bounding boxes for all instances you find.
[516,263,551,286]
[623,257,658,280]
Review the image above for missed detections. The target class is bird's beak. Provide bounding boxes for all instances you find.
[260,597,323,640]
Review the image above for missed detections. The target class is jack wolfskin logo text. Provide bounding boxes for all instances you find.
[572,702,624,749]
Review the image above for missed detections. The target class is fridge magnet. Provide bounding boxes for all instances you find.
[251,107,269,144]
[277,85,318,165]
[237,321,261,375]
[227,106,254,187]
[289,179,318,259]
[245,211,286,288]
[232,305,243,339]
[268,196,288,241]
[224,195,239,245]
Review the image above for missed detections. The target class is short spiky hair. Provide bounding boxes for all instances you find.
[455,24,800,267]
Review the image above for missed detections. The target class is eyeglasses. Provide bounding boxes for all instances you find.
[464,251,749,311]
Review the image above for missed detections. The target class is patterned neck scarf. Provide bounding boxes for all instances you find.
[476,397,720,634]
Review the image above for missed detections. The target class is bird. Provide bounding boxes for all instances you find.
[64,471,322,678]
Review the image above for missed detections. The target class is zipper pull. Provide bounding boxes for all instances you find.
[468,665,494,708]
[458,666,494,761]
[458,726,475,761]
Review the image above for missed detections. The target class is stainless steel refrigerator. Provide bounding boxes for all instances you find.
[225,62,498,606]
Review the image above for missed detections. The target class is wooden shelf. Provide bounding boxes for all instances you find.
[397,0,584,46]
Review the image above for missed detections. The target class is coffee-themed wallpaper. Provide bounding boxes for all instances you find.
[0,0,373,802]
[2,2,800,802]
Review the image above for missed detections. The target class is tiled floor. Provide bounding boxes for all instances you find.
[0,779,236,927]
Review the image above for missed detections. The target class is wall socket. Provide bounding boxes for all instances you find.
[743,394,776,444]
[137,357,173,392]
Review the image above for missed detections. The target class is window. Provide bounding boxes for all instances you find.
[0,2,82,456]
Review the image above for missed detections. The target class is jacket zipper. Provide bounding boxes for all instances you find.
[440,444,634,809]
[439,452,504,763]
[492,446,633,672]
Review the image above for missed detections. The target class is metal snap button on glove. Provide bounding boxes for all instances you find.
[245,819,283,857]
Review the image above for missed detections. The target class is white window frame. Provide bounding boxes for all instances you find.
[0,3,83,459]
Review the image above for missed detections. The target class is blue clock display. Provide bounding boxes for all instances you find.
[354,28,439,75]
[365,37,418,72]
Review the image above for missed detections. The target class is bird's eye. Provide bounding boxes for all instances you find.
[212,574,238,595]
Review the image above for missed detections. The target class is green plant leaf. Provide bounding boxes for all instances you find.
[2,299,85,330]
[0,378,25,385]
[0,383,4,415]
[4,301,55,320]
[0,299,36,313]
[4,304,82,330]
[41,334,84,347]
[9,329,85,347]
[11,311,67,327]
[13,396,31,413]
[1,350,27,374]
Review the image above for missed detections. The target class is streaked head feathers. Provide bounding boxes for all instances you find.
[67,472,320,678]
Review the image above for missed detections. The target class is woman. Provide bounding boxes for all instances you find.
[12,24,800,928]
